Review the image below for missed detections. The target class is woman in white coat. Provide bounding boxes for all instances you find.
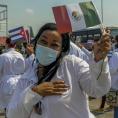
[7,23,111,118]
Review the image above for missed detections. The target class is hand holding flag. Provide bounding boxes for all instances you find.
[93,30,111,62]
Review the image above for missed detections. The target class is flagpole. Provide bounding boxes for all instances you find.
[100,0,105,34]
[28,26,31,44]
[6,5,8,36]
[92,1,104,33]
[101,0,103,23]
[96,0,104,34]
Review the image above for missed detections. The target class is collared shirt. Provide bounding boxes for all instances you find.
[0,48,25,109]
[7,55,111,118]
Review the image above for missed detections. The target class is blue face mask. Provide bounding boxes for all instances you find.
[35,44,59,66]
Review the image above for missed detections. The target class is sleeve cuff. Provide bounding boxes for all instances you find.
[23,86,42,107]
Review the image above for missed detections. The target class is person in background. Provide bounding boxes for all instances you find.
[110,36,116,51]
[0,37,25,111]
[7,23,111,118]
[69,41,89,63]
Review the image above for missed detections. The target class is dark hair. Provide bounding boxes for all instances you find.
[34,23,70,54]
[6,37,16,48]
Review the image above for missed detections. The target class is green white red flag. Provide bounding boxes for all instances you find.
[52,1,101,33]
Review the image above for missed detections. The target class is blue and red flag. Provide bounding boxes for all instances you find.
[9,26,27,43]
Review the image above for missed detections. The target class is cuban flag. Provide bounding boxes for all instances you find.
[52,1,101,33]
[9,26,27,43]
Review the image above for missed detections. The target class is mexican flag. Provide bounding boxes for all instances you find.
[52,1,101,33]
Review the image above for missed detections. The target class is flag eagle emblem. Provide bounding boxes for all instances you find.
[72,11,81,21]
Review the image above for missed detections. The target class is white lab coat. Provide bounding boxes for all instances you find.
[7,55,111,118]
[0,48,25,109]
[81,47,92,58]
[69,42,89,62]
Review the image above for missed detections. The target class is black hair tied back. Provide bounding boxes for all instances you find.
[61,33,70,54]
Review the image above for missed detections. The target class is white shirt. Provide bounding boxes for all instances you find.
[0,48,25,109]
[81,47,92,58]
[7,55,111,118]
[114,48,118,52]
[109,51,118,90]
[69,42,89,62]
[25,54,35,73]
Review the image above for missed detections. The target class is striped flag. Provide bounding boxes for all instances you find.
[52,1,101,33]
[9,26,27,43]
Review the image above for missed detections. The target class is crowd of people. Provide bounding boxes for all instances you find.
[0,22,118,118]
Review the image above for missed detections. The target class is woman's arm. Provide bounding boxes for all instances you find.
[77,31,111,97]
[76,57,111,98]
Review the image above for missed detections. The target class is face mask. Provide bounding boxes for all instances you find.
[35,44,59,66]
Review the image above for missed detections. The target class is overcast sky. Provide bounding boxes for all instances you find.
[0,0,118,35]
